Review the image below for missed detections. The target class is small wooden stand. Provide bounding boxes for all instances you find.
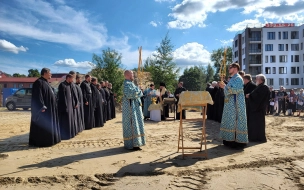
[177,103,208,159]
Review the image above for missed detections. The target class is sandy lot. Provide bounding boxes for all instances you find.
[0,107,304,190]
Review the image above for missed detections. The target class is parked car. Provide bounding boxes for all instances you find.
[5,88,32,111]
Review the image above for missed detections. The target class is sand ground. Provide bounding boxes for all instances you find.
[0,107,304,190]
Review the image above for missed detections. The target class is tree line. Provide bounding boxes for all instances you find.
[6,33,232,103]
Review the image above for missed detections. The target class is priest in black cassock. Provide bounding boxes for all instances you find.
[80,75,95,130]
[76,74,85,132]
[109,83,116,119]
[174,81,186,120]
[29,68,61,147]
[102,81,111,120]
[69,71,82,134]
[157,82,169,120]
[57,74,78,140]
[99,81,107,123]
[105,81,112,120]
[91,78,104,127]
[243,74,257,119]
[213,83,225,123]
[246,74,270,143]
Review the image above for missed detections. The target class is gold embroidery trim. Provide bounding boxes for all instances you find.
[220,128,247,134]
[123,134,145,141]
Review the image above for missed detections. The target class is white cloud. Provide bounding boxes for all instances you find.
[167,0,304,29]
[54,59,95,69]
[0,39,28,54]
[0,0,107,51]
[226,19,262,32]
[150,21,158,27]
[173,42,211,66]
[219,39,233,46]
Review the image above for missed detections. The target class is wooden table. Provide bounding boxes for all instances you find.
[177,91,213,159]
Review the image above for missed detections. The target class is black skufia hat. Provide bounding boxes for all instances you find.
[159,82,166,87]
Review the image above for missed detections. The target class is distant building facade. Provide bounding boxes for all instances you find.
[232,23,304,89]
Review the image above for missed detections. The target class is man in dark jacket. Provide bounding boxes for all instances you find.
[174,81,186,120]
[243,74,256,118]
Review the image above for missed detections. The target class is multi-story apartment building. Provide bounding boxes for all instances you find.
[233,23,304,90]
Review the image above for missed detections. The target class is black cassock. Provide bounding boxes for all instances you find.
[157,89,169,120]
[244,81,256,118]
[99,87,107,123]
[103,87,111,120]
[213,87,225,123]
[70,82,80,134]
[109,89,116,119]
[174,87,186,120]
[57,81,77,140]
[75,83,85,132]
[80,81,95,130]
[247,83,270,142]
[91,84,104,127]
[29,77,61,147]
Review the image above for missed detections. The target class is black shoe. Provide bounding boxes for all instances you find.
[132,147,142,151]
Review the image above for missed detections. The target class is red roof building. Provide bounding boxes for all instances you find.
[0,77,64,88]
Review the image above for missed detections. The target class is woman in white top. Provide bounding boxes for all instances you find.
[297,89,304,116]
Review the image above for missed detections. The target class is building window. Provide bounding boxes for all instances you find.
[291,67,299,74]
[303,29,304,37]
[267,32,275,40]
[18,84,23,88]
[291,78,299,85]
[265,44,273,51]
[270,55,276,63]
[295,55,299,62]
[291,31,299,39]
[279,67,287,74]
[4,84,7,88]
[272,67,276,74]
[291,55,294,62]
[267,78,274,86]
[234,51,238,58]
[235,40,238,47]
[13,84,17,88]
[301,43,303,50]
[283,31,288,39]
[242,48,244,55]
[279,78,284,85]
[279,55,287,62]
[303,54,304,61]
[242,36,245,44]
[286,44,288,51]
[291,44,299,51]
[278,44,284,51]
[286,78,289,86]
[265,56,268,63]
[265,67,271,74]
[29,84,33,88]
[278,32,281,39]
[301,78,303,85]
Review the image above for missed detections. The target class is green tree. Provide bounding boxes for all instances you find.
[28,69,40,77]
[91,48,125,102]
[148,33,179,92]
[211,47,232,81]
[12,73,26,77]
[205,63,214,83]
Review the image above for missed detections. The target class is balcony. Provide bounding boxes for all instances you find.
[249,37,261,42]
[249,61,262,66]
[249,49,262,54]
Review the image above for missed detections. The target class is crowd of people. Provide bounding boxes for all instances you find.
[207,62,304,149]
[141,81,186,121]
[29,68,116,147]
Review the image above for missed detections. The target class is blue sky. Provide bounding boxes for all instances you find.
[0,0,303,75]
